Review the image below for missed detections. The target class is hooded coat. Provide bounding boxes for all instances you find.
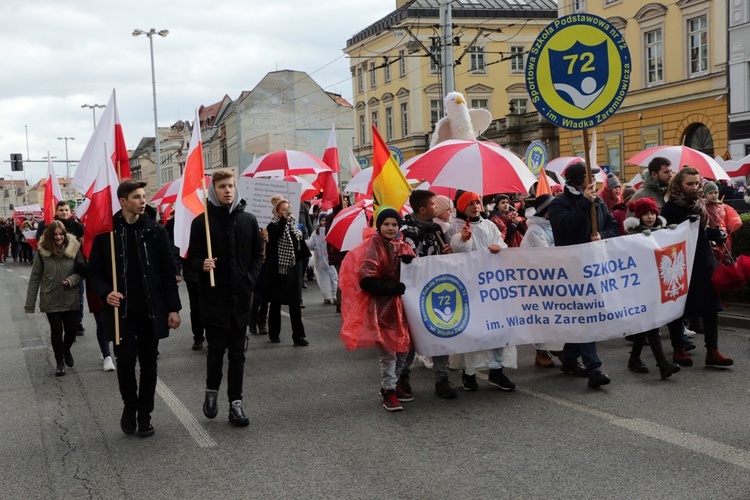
[25,234,86,313]
[188,196,263,329]
[88,205,181,341]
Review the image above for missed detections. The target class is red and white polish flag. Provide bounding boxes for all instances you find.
[174,109,206,258]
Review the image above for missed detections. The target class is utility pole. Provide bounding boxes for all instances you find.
[439,0,455,97]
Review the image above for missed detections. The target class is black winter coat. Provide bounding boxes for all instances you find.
[548,185,620,246]
[88,206,181,341]
[660,201,722,315]
[265,216,303,305]
[36,216,84,241]
[187,199,263,329]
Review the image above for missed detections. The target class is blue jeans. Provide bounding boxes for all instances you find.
[563,342,602,374]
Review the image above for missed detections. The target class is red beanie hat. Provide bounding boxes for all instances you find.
[456,190,482,214]
[628,197,659,219]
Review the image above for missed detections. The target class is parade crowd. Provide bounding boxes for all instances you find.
[14,157,746,432]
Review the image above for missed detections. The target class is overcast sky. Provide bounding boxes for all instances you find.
[0,0,393,184]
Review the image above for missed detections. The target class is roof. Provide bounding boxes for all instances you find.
[326,92,353,108]
[347,0,558,47]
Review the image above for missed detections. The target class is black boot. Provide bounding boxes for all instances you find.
[203,389,218,419]
[55,362,65,377]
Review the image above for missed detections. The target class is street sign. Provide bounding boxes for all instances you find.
[525,14,631,130]
[524,141,548,175]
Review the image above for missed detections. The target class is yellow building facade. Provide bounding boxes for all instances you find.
[558,0,728,183]
[344,0,559,166]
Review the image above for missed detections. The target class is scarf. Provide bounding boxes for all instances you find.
[455,212,482,223]
[272,215,302,274]
[668,187,707,227]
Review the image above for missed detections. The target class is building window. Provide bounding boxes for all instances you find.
[430,46,442,74]
[400,103,409,137]
[399,50,406,77]
[471,98,488,109]
[688,15,708,75]
[385,107,394,141]
[645,28,663,85]
[573,0,585,12]
[357,67,364,93]
[369,62,377,88]
[469,46,486,73]
[384,61,391,83]
[430,99,443,126]
[510,46,525,73]
[605,132,622,176]
[509,98,527,114]
[358,114,366,146]
[371,110,379,132]
[642,126,661,150]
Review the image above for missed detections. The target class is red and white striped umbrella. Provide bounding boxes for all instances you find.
[274,175,319,201]
[401,140,537,195]
[325,199,412,252]
[546,157,607,184]
[241,150,331,178]
[150,175,212,206]
[626,145,730,181]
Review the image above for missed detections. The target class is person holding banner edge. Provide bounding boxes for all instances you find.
[400,189,457,399]
[660,167,733,368]
[548,162,617,389]
[445,190,516,392]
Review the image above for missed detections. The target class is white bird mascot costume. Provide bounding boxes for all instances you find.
[429,91,493,149]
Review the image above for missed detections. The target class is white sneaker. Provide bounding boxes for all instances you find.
[416,354,433,369]
[103,356,116,372]
[684,327,697,337]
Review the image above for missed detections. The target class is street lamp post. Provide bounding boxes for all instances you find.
[81,104,105,130]
[133,27,169,189]
[57,137,74,179]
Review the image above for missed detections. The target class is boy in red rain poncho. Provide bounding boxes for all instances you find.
[339,206,416,412]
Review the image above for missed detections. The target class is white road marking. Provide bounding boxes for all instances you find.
[156,378,217,448]
[518,386,750,472]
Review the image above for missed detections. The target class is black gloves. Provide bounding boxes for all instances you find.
[359,277,406,296]
[686,214,700,222]
[398,254,415,264]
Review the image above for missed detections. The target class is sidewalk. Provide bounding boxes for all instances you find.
[719,302,750,329]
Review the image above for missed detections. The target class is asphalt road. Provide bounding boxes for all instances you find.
[2,259,750,499]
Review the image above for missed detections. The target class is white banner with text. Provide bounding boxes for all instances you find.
[400,221,699,357]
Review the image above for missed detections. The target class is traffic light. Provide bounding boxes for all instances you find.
[10,153,23,172]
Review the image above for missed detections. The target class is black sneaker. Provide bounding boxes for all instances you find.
[658,361,681,379]
[435,378,457,399]
[120,407,136,435]
[561,363,588,377]
[462,371,478,391]
[203,389,218,419]
[382,389,403,412]
[136,422,154,438]
[76,324,85,336]
[228,400,250,426]
[588,372,611,388]
[64,351,74,368]
[488,368,516,391]
[192,341,203,351]
[627,357,649,373]
[397,373,412,395]
[248,323,257,335]
[395,384,414,402]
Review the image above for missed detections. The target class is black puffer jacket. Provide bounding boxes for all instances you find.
[549,185,620,246]
[187,199,263,329]
[88,205,181,341]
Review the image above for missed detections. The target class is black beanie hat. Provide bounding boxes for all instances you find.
[375,206,402,230]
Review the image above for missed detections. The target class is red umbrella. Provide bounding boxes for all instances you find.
[241,150,331,178]
[276,175,319,201]
[546,156,606,184]
[626,145,730,181]
[401,140,537,195]
[150,175,212,206]
[325,199,411,251]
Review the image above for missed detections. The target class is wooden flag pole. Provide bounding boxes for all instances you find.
[582,129,598,237]
[201,177,215,287]
[110,232,121,345]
